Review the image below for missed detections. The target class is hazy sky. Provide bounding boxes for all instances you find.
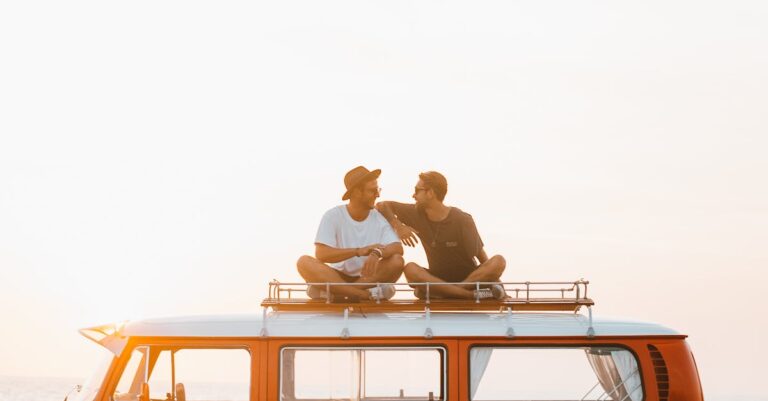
[1,0,767,398]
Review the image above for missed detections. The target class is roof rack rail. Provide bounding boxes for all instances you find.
[261,279,593,313]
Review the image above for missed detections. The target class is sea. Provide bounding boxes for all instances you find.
[0,376,82,401]
[1,375,766,401]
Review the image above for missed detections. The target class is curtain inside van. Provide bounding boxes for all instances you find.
[469,348,493,399]
[281,349,295,400]
[585,348,642,401]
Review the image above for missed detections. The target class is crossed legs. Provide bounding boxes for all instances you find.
[297,254,405,299]
[403,255,506,299]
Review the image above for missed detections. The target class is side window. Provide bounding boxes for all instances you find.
[281,347,444,401]
[174,349,250,401]
[112,346,250,401]
[469,347,643,401]
[147,350,172,400]
[114,346,149,400]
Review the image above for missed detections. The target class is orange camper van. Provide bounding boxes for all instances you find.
[67,280,703,401]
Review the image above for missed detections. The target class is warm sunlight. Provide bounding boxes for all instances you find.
[1,1,767,401]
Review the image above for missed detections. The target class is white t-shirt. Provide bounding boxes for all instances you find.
[314,205,400,276]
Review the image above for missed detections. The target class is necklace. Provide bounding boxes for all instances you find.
[429,220,441,248]
[424,206,450,248]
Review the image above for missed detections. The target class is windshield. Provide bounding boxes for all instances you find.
[68,349,115,401]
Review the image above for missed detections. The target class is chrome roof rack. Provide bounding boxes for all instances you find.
[261,279,593,313]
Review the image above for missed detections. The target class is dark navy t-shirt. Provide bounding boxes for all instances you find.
[390,203,484,282]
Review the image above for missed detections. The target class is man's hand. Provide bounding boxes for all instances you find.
[361,253,380,277]
[357,244,381,257]
[396,224,419,247]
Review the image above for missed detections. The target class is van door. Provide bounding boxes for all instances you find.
[106,341,257,401]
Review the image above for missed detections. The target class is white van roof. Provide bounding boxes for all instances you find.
[118,311,680,338]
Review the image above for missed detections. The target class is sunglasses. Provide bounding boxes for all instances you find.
[414,186,429,193]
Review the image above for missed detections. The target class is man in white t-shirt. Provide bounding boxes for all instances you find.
[297,166,405,301]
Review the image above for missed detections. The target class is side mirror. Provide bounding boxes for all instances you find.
[139,383,150,401]
[175,383,186,401]
[63,384,82,401]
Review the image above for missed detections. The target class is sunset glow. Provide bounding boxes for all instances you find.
[1,1,767,400]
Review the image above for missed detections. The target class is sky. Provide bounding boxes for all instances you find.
[1,0,767,398]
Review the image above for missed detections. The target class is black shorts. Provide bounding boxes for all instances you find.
[428,265,475,283]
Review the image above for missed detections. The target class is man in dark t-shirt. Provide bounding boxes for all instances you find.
[376,171,506,300]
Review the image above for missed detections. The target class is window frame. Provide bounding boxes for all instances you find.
[279,345,448,401]
[104,341,254,401]
[466,343,646,401]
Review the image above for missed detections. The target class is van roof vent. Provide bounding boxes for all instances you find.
[648,344,669,401]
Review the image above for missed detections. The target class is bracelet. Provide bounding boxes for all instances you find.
[370,248,383,259]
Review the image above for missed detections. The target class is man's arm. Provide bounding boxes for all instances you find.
[376,201,420,247]
[376,201,402,226]
[315,243,379,263]
[361,241,404,277]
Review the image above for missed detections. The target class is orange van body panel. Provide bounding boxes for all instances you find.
[654,340,704,401]
[98,335,701,401]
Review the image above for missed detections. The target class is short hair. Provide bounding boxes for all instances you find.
[419,171,448,201]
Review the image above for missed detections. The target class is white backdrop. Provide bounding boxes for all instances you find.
[1,1,767,398]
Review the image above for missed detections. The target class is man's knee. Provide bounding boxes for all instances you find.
[296,255,317,275]
[490,254,506,268]
[488,255,506,275]
[403,262,424,281]
[375,254,404,282]
[387,254,405,270]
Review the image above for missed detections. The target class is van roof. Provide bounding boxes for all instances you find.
[118,311,680,338]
